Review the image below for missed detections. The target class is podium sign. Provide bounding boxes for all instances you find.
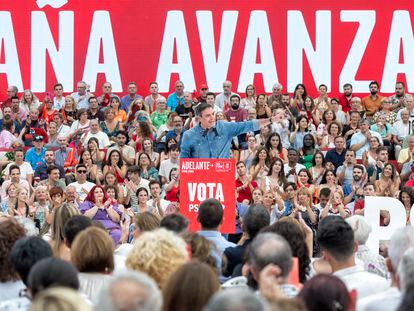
[180,159,236,233]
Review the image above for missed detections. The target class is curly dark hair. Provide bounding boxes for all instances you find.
[0,218,26,282]
[261,218,311,283]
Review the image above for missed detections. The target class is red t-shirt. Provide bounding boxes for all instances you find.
[404,179,414,187]
[339,94,352,113]
[236,178,258,203]
[166,185,179,202]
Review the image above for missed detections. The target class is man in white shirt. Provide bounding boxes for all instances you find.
[350,119,383,159]
[159,144,180,184]
[147,180,171,214]
[214,80,237,111]
[358,226,414,311]
[283,149,306,183]
[68,164,95,202]
[393,109,411,160]
[82,119,111,148]
[53,83,65,110]
[317,216,389,301]
[71,81,93,110]
[53,112,71,139]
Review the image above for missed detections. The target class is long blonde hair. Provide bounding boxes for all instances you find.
[50,203,79,257]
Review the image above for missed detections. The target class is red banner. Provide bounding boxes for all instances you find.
[180,159,236,233]
[0,1,414,97]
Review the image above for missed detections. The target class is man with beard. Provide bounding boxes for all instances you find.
[10,96,27,123]
[281,93,298,117]
[166,116,186,146]
[225,95,248,149]
[343,164,366,204]
[224,95,248,122]
[390,81,409,111]
[362,81,383,118]
[339,83,353,113]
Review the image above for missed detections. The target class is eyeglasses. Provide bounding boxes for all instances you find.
[77,170,87,174]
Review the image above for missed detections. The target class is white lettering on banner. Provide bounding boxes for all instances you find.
[83,11,122,92]
[287,10,331,92]
[31,11,74,92]
[188,183,224,202]
[238,11,278,93]
[0,12,23,90]
[181,161,212,171]
[365,196,406,254]
[36,0,67,9]
[339,10,375,92]
[1,9,414,93]
[196,11,238,92]
[156,11,196,92]
[381,11,414,93]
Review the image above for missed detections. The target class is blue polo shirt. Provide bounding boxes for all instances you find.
[25,147,46,170]
[166,93,184,111]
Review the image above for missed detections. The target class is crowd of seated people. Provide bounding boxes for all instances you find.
[0,79,414,310]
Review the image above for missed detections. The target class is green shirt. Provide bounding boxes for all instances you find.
[151,111,169,129]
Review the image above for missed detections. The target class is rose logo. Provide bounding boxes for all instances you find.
[36,0,68,8]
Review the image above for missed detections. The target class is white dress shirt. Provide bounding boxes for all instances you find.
[334,265,389,301]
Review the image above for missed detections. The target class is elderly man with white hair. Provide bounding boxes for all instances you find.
[346,215,387,278]
[214,80,237,111]
[267,83,283,108]
[358,226,414,311]
[96,271,162,311]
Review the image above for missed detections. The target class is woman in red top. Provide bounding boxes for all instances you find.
[302,96,319,126]
[40,96,57,126]
[103,150,127,183]
[130,121,154,152]
[165,168,179,202]
[297,168,316,200]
